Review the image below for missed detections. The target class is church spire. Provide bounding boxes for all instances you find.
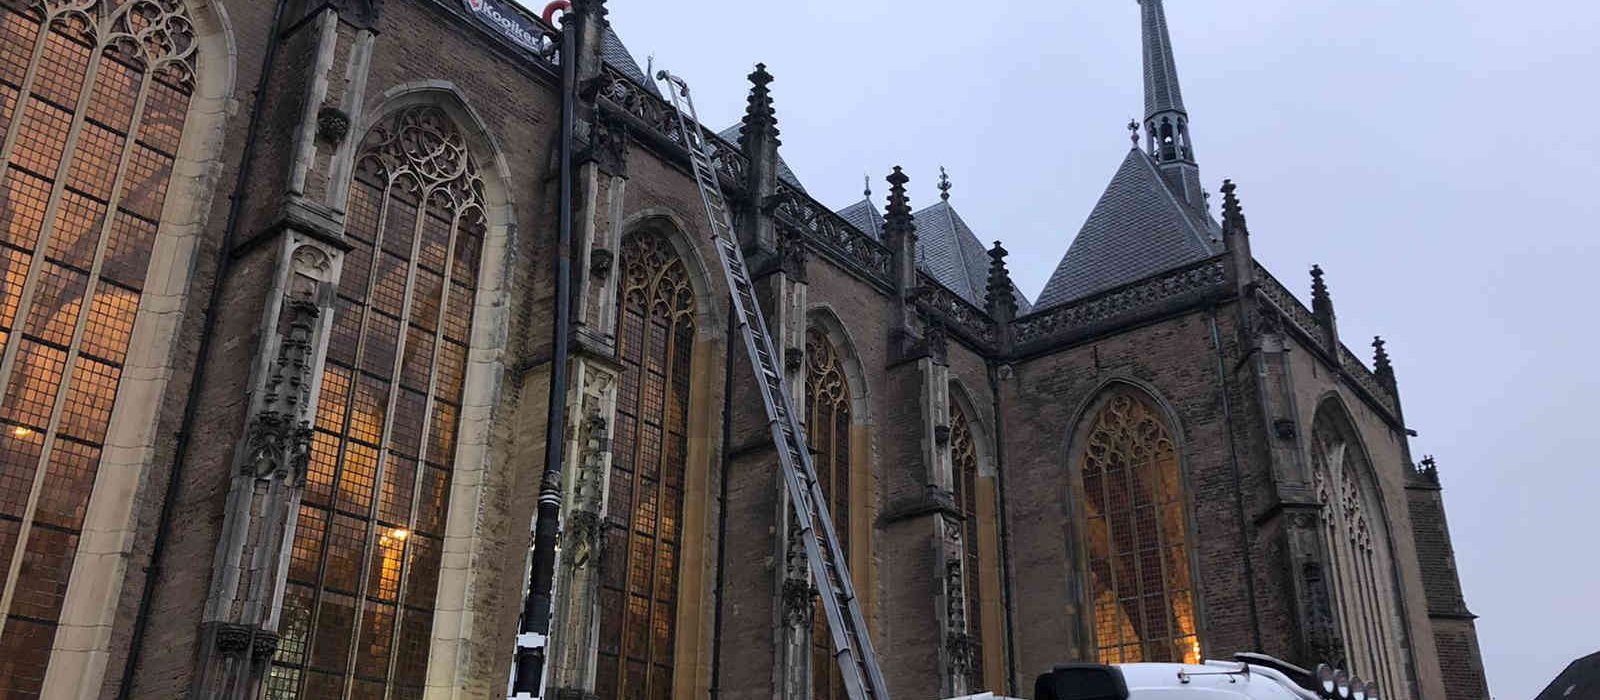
[1139,0,1204,209]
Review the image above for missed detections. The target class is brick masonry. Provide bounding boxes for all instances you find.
[23,0,1488,698]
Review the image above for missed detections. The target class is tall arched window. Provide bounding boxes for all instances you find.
[0,1,196,694]
[1077,390,1198,665]
[269,104,486,700]
[949,399,984,689]
[1311,405,1407,699]
[597,228,697,700]
[804,326,851,700]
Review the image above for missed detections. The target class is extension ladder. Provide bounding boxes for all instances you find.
[655,69,892,700]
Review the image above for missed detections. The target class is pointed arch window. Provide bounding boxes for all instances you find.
[1311,409,1407,699]
[1078,391,1198,665]
[949,400,985,689]
[269,104,486,700]
[0,1,196,693]
[804,326,852,700]
[596,228,697,700]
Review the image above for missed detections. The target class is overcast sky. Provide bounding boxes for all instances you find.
[529,1,1598,696]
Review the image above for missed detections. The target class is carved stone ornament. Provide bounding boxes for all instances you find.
[934,424,951,446]
[589,248,613,280]
[785,347,803,374]
[317,106,352,145]
[781,534,814,627]
[1273,418,1297,439]
[563,510,603,570]
[242,299,321,483]
[778,225,808,282]
[215,623,251,656]
[944,558,966,630]
[251,631,280,662]
[946,630,975,686]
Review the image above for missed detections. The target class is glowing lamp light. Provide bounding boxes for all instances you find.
[388,528,410,541]
[11,426,32,438]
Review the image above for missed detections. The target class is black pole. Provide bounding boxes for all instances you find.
[514,15,576,696]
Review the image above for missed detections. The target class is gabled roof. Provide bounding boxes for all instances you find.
[602,28,660,96]
[1034,148,1220,309]
[834,198,1032,315]
[836,198,884,240]
[714,125,807,192]
[1537,650,1600,700]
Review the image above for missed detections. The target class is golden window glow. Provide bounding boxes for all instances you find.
[268,105,485,700]
[596,229,696,700]
[0,1,196,693]
[1079,392,1199,665]
[804,326,853,700]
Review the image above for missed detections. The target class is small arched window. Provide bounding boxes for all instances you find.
[1311,404,1407,699]
[596,227,697,700]
[0,1,197,693]
[805,325,852,700]
[1076,389,1198,664]
[271,104,487,699]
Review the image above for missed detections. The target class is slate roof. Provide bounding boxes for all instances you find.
[1141,0,1186,118]
[833,197,1032,315]
[1536,650,1600,700]
[714,125,807,192]
[602,28,660,96]
[1033,148,1220,309]
[835,198,884,240]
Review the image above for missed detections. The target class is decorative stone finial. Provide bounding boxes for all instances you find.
[985,240,1017,320]
[1310,265,1330,310]
[1372,335,1397,390]
[1416,455,1439,484]
[863,173,872,199]
[938,166,952,202]
[738,62,778,153]
[1128,118,1140,147]
[1220,179,1248,237]
[885,166,913,233]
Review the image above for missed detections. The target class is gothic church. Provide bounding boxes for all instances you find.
[0,0,1489,698]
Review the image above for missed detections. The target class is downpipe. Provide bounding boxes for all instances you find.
[512,13,576,696]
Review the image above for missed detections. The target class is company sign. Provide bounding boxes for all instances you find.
[461,0,553,56]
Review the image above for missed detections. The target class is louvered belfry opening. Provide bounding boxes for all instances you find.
[0,1,195,695]
[269,105,486,699]
[596,228,697,700]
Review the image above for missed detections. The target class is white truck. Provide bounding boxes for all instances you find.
[956,653,1380,700]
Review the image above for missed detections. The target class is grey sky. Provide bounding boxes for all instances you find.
[524,1,1599,696]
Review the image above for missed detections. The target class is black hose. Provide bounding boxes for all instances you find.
[117,0,290,695]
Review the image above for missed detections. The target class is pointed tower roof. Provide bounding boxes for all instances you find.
[1034,1,1219,309]
[1034,149,1218,307]
[716,123,806,191]
[1141,0,1186,119]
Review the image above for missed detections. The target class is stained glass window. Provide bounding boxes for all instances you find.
[0,1,195,695]
[1311,408,1407,699]
[268,105,485,700]
[804,327,851,700]
[949,400,984,689]
[596,228,696,700]
[1079,391,1199,665]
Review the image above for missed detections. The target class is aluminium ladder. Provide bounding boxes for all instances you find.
[655,69,891,700]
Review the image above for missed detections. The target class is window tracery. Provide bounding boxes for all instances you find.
[1311,410,1407,699]
[597,227,696,700]
[1078,391,1198,665]
[949,400,985,690]
[0,0,195,693]
[268,104,485,700]
[804,326,851,700]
